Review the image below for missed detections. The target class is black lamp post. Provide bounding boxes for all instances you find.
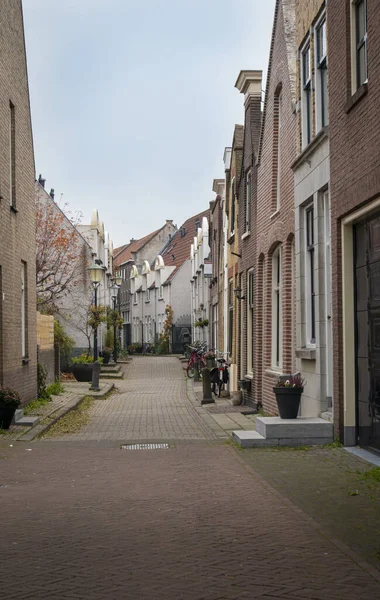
[109,282,119,363]
[88,263,103,361]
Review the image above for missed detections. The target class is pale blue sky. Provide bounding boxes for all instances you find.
[23,0,276,247]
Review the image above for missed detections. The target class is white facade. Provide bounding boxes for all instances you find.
[190,217,211,347]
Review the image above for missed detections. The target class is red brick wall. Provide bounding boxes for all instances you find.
[328,0,380,438]
[254,0,297,413]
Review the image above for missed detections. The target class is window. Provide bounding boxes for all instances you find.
[159,285,164,299]
[245,172,251,233]
[212,303,218,351]
[21,262,27,358]
[133,292,137,304]
[315,14,328,130]
[10,102,16,209]
[247,270,254,374]
[146,288,150,302]
[272,247,282,368]
[275,91,282,210]
[228,279,233,356]
[353,0,367,89]
[125,310,130,324]
[305,205,316,344]
[230,178,236,236]
[301,42,312,147]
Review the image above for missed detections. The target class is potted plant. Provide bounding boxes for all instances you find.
[70,354,103,382]
[127,344,135,355]
[102,347,112,365]
[0,388,21,429]
[273,373,305,419]
[204,351,216,369]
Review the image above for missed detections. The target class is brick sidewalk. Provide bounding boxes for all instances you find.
[1,441,379,600]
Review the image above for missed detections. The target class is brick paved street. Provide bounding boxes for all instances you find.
[1,356,380,599]
[43,357,219,442]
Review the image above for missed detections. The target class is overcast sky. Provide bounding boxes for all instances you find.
[23,0,276,247]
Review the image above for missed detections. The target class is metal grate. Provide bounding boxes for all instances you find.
[121,443,170,450]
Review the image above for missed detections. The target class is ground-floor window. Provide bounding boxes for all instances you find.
[228,279,233,357]
[247,270,254,374]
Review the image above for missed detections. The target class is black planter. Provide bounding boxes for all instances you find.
[102,354,111,365]
[273,387,303,419]
[71,364,94,382]
[239,379,251,392]
[0,406,17,429]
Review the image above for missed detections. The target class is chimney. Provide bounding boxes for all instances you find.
[235,70,262,107]
[38,174,46,189]
[50,188,55,200]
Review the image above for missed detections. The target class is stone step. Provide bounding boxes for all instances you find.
[256,416,333,440]
[14,412,40,427]
[100,372,124,380]
[232,430,274,448]
[101,364,121,372]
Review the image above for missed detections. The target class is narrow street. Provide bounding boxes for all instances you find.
[1,357,379,600]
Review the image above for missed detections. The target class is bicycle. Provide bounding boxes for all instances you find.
[186,342,207,378]
[210,350,231,397]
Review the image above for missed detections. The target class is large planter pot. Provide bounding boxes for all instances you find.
[0,406,17,429]
[71,364,94,382]
[273,387,303,419]
[102,353,111,365]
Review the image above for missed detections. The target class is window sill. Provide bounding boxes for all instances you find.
[265,368,282,379]
[10,205,18,214]
[345,83,368,114]
[270,210,280,221]
[227,233,235,245]
[245,373,253,380]
[296,348,316,360]
[22,357,30,365]
[158,298,165,302]
[241,231,250,240]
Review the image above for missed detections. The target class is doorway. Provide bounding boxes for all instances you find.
[355,214,380,450]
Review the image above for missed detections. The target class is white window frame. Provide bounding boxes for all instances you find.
[125,310,130,324]
[230,177,236,237]
[21,262,26,358]
[305,202,316,347]
[276,92,282,211]
[314,11,328,132]
[271,246,282,369]
[351,0,368,94]
[301,39,312,149]
[245,171,252,234]
[247,269,254,375]
[159,285,164,299]
[133,292,138,305]
[146,288,150,302]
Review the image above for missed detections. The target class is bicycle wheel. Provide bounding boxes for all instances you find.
[187,365,195,378]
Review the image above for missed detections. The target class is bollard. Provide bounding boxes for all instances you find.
[90,360,101,392]
[194,360,200,382]
[201,367,215,405]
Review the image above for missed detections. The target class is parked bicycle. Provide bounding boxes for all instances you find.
[186,342,207,378]
[210,350,231,397]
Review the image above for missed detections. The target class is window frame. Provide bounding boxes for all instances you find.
[247,269,254,375]
[230,177,236,237]
[21,261,27,358]
[271,246,282,369]
[315,12,328,131]
[228,279,233,356]
[245,171,251,234]
[9,102,16,209]
[301,39,312,148]
[276,91,282,211]
[305,203,316,346]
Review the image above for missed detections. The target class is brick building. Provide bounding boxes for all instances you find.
[254,0,297,414]
[292,0,331,418]
[224,126,243,402]
[328,0,380,449]
[0,0,37,403]
[235,71,262,407]
[114,222,177,348]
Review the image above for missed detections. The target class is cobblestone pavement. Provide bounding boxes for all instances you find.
[239,445,380,569]
[1,441,380,600]
[1,356,380,599]
[43,357,220,442]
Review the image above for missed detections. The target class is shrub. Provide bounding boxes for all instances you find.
[46,380,65,396]
[0,388,22,408]
[54,320,74,360]
[37,363,49,399]
[71,354,103,364]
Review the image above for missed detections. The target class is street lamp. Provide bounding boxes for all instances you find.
[110,281,120,363]
[114,271,123,286]
[88,263,103,361]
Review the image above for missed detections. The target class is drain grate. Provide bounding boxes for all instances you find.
[121,443,170,450]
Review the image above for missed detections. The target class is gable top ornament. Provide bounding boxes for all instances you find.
[130,265,139,279]
[141,260,151,275]
[155,255,165,270]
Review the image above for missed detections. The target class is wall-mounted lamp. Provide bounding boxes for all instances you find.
[233,287,245,301]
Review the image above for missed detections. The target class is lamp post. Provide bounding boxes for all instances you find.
[88,263,103,361]
[110,281,120,363]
